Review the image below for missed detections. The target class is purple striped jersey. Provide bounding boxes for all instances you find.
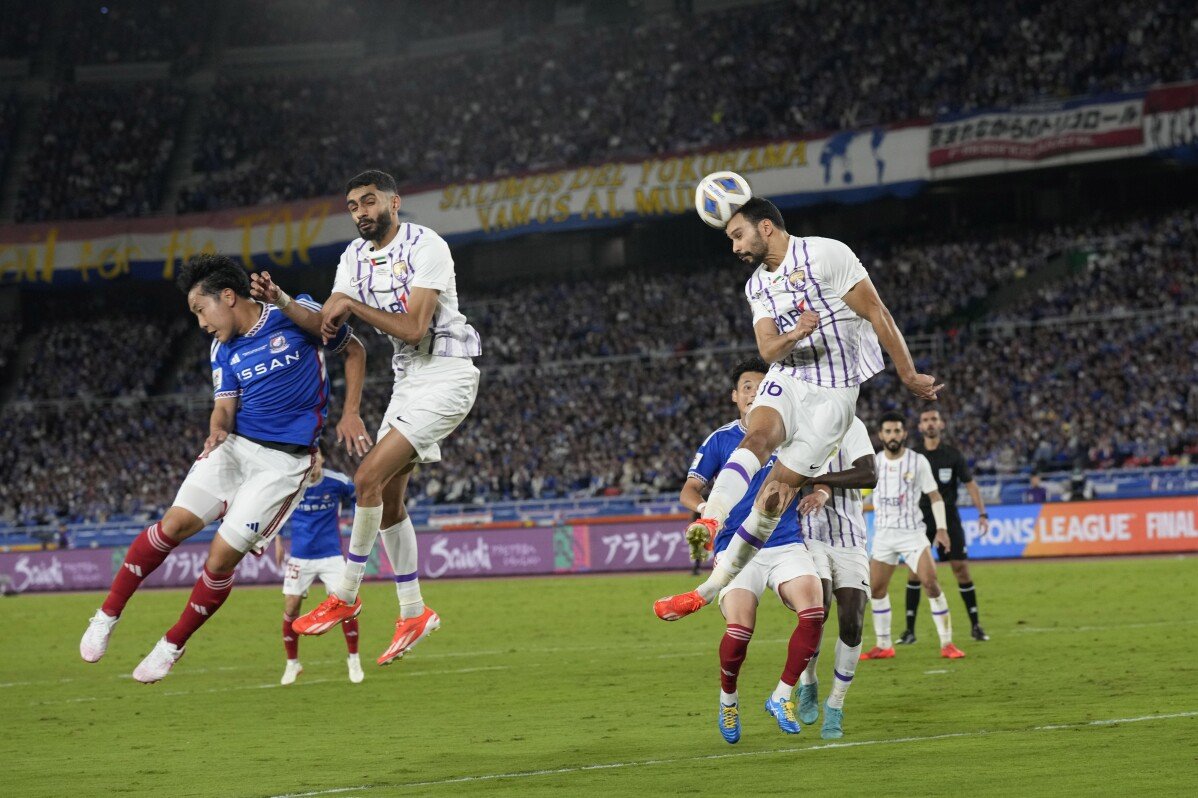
[804,416,873,549]
[744,236,884,387]
[333,222,481,375]
[873,449,939,531]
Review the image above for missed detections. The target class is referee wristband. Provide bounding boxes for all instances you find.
[275,289,292,309]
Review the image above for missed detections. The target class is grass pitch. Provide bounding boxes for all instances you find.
[2,556,1196,797]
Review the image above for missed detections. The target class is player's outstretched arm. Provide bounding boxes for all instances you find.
[842,276,942,401]
[250,271,325,339]
[335,335,372,457]
[321,287,439,346]
[753,311,819,364]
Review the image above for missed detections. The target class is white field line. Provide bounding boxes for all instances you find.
[265,711,1198,797]
[1014,619,1198,634]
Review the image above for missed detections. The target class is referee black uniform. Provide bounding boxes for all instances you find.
[901,439,988,641]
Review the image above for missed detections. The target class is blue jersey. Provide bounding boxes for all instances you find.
[211,296,352,448]
[687,419,802,554]
[285,469,355,559]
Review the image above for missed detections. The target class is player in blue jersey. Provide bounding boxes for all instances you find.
[678,357,825,743]
[275,449,362,685]
[78,254,365,684]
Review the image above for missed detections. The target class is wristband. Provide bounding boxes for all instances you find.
[978,512,989,518]
[275,289,292,309]
[815,485,832,499]
[696,502,707,516]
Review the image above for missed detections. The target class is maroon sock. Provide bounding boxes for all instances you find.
[719,623,753,693]
[342,617,360,655]
[101,522,178,617]
[780,607,826,687]
[283,614,299,660]
[164,567,235,647]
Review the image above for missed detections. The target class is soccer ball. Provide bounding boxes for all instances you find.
[694,171,753,229]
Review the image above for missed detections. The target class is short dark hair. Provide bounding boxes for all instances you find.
[731,356,769,387]
[878,410,906,429]
[345,169,398,195]
[176,254,251,298]
[730,197,785,231]
[919,406,941,418]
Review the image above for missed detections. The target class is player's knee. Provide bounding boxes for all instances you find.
[870,585,887,600]
[754,481,795,516]
[159,511,202,543]
[923,578,942,598]
[739,431,776,464]
[353,471,385,504]
[840,617,864,647]
[283,596,302,616]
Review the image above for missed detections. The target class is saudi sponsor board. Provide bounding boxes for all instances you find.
[1,498,1193,592]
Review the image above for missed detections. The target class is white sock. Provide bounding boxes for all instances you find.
[379,517,424,619]
[336,504,383,603]
[695,509,779,602]
[347,652,359,662]
[702,448,762,525]
[871,594,892,649]
[826,638,860,709]
[720,690,738,705]
[771,680,794,703]
[800,646,820,685]
[930,592,952,646]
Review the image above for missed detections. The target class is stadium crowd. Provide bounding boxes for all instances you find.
[3,203,1196,524]
[15,84,185,222]
[178,0,1198,212]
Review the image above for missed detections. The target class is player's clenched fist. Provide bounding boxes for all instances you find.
[202,429,228,456]
[249,271,281,304]
[788,309,819,342]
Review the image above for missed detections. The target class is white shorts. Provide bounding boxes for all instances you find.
[748,371,858,477]
[717,543,819,607]
[282,555,344,597]
[172,434,315,555]
[378,356,479,464]
[808,539,870,591]
[870,527,931,567]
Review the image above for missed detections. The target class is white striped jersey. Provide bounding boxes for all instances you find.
[804,416,873,549]
[873,449,938,531]
[332,222,481,375]
[744,236,884,387]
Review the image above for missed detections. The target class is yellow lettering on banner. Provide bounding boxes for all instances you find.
[581,191,603,219]
[570,167,593,191]
[235,210,272,268]
[295,203,328,265]
[0,244,39,283]
[161,229,217,280]
[634,187,690,216]
[554,194,571,222]
[76,240,136,282]
[438,186,456,212]
[476,206,493,233]
[605,189,622,217]
[264,209,294,267]
[638,161,655,186]
[41,229,58,282]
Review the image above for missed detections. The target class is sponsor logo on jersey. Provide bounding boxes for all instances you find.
[230,353,241,365]
[237,350,304,381]
[269,334,288,353]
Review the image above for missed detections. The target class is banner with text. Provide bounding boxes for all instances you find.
[0,126,928,287]
[865,495,1198,559]
[928,93,1146,178]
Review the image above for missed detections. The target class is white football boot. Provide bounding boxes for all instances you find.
[281,659,303,685]
[347,653,364,684]
[80,610,120,663]
[132,638,185,683]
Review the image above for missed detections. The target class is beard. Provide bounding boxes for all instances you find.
[884,439,903,452]
[358,212,393,244]
[737,232,768,267]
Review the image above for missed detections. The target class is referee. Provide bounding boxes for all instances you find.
[901,408,990,643]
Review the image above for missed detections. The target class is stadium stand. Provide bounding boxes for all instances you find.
[2,205,1196,525]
